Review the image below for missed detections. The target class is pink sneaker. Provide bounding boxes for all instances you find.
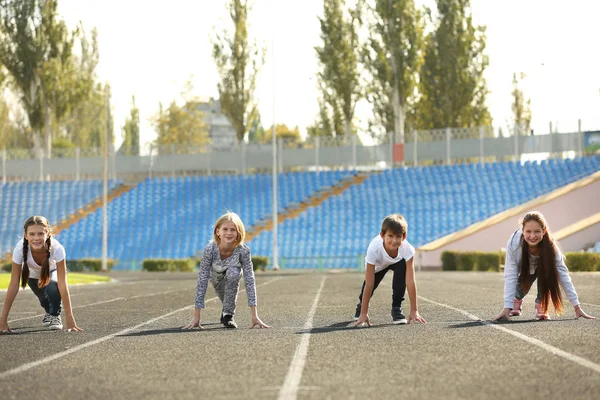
[535,303,550,320]
[510,298,523,316]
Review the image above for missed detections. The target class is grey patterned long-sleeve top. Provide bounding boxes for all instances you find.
[194,241,257,309]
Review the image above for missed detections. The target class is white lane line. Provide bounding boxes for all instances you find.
[419,295,600,374]
[130,290,180,299]
[278,276,327,400]
[8,298,126,323]
[0,277,282,379]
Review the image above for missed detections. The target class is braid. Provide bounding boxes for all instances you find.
[21,239,30,289]
[38,236,51,288]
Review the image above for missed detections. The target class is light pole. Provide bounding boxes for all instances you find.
[102,87,109,272]
[271,28,279,271]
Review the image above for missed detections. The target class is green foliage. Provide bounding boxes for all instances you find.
[0,0,77,155]
[361,0,424,141]
[442,250,600,272]
[60,28,111,150]
[440,251,457,271]
[212,0,264,142]
[0,3,105,152]
[247,111,266,143]
[312,0,362,139]
[152,99,210,152]
[142,259,196,272]
[121,96,140,155]
[63,83,112,150]
[262,124,302,144]
[510,72,532,135]
[416,0,491,130]
[252,256,269,271]
[441,250,502,271]
[68,258,115,272]
[2,262,11,272]
[0,77,20,147]
[565,252,600,272]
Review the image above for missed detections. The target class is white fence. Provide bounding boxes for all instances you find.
[2,125,597,182]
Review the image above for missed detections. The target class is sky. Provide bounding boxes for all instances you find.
[57,0,600,149]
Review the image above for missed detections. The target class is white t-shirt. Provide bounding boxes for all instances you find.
[365,235,415,273]
[12,238,66,281]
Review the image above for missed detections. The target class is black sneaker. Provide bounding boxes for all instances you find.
[391,307,407,325]
[221,313,238,329]
[353,304,361,321]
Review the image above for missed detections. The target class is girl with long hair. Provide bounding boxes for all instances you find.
[493,211,595,321]
[0,216,83,333]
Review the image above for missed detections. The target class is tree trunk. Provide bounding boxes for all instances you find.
[392,85,405,144]
[44,101,52,159]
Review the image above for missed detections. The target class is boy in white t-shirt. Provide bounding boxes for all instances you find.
[353,214,427,327]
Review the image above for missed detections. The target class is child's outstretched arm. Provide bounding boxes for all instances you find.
[354,264,375,327]
[555,254,596,320]
[0,262,22,333]
[182,246,212,330]
[405,257,426,324]
[574,305,595,319]
[57,259,83,332]
[241,249,271,328]
[249,306,271,328]
[493,243,519,321]
[182,308,203,329]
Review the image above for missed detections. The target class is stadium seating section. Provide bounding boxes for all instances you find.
[1,156,598,269]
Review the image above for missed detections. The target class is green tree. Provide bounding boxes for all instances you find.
[60,28,107,149]
[306,93,341,138]
[315,0,361,138]
[247,110,265,143]
[510,72,531,135]
[152,100,209,153]
[212,0,264,142]
[120,95,140,155]
[361,0,424,142]
[0,0,76,157]
[262,124,302,144]
[0,96,17,148]
[416,0,491,130]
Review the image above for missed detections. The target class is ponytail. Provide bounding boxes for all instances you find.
[38,237,52,288]
[21,239,30,289]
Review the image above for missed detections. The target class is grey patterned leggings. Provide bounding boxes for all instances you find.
[210,267,242,315]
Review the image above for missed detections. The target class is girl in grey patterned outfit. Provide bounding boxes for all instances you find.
[183,212,271,329]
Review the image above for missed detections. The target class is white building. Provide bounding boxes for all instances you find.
[197,98,237,149]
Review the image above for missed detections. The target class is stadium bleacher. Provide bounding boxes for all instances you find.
[0,180,121,255]
[2,156,598,269]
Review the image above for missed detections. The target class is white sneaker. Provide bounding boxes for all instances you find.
[48,315,63,330]
[42,313,52,327]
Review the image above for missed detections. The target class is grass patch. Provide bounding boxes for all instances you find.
[0,273,111,290]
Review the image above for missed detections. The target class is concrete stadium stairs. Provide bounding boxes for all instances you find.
[246,173,370,242]
[53,184,138,236]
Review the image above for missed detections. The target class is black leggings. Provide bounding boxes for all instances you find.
[358,259,406,308]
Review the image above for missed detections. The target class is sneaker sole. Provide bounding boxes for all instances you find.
[392,319,408,325]
[48,325,63,330]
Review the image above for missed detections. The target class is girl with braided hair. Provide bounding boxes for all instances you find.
[0,216,82,333]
